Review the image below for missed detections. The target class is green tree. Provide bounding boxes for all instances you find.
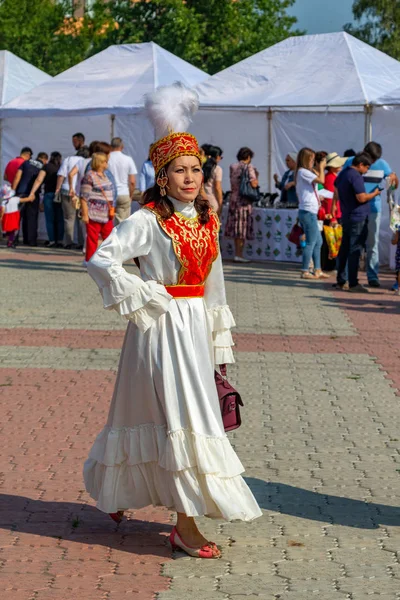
[345,0,400,60]
[0,0,302,76]
[0,0,111,75]
[90,0,302,74]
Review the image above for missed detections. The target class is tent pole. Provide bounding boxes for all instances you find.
[364,104,373,145]
[267,108,272,193]
[110,114,115,140]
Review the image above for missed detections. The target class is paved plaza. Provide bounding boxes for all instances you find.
[0,245,400,600]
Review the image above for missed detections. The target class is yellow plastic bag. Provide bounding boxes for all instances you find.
[323,224,342,259]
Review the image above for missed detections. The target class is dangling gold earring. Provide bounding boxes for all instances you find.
[156,168,168,197]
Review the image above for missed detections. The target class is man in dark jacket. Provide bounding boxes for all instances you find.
[12,152,48,246]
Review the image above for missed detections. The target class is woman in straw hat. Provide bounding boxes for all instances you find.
[83,83,262,559]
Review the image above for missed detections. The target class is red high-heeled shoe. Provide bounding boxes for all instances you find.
[109,511,124,524]
[169,526,220,559]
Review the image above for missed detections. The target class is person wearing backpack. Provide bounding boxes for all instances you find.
[225,146,259,262]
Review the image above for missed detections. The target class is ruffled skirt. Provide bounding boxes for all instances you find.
[83,297,262,521]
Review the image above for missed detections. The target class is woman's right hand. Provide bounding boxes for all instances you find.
[81,214,89,224]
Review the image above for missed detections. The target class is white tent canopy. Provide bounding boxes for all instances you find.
[0,51,50,106]
[196,32,400,109]
[0,43,209,181]
[1,42,208,117]
[192,32,400,266]
[0,51,51,175]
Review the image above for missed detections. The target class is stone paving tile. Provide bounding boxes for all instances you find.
[1,250,400,599]
[158,352,400,600]
[0,368,172,600]
[1,249,355,336]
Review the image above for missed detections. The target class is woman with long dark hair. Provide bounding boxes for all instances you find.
[28,151,63,247]
[83,83,261,560]
[203,145,223,214]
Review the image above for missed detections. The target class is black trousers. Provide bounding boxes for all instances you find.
[21,196,40,245]
[337,216,369,288]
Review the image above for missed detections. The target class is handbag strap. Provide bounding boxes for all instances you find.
[94,172,113,207]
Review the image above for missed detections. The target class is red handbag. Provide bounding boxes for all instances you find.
[215,365,243,432]
[288,220,304,246]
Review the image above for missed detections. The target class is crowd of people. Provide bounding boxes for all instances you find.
[0,133,156,264]
[273,142,399,292]
[1,133,399,291]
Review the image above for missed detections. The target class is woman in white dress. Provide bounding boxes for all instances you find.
[83,83,261,559]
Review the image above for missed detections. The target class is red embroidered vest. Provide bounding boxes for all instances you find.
[144,202,220,285]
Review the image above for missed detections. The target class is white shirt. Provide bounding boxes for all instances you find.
[297,168,319,214]
[108,151,137,196]
[58,156,82,193]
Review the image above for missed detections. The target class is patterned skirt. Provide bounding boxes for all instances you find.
[224,193,254,240]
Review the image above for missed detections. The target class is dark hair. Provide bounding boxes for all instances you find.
[353,152,373,167]
[237,146,254,162]
[77,145,90,159]
[111,137,123,148]
[201,143,212,155]
[203,146,220,184]
[88,140,100,157]
[49,151,62,168]
[143,188,210,224]
[93,141,112,155]
[73,132,85,142]
[364,141,382,162]
[20,146,32,156]
[315,151,328,164]
[213,146,223,158]
[344,148,355,157]
[142,159,210,224]
[37,152,48,161]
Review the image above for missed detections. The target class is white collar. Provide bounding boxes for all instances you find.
[168,196,197,217]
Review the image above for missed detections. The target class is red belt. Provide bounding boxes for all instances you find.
[165,284,205,298]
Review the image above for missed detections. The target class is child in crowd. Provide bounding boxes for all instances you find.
[0,182,31,248]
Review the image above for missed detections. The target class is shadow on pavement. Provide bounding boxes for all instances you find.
[245,479,400,529]
[0,259,84,273]
[223,264,331,289]
[0,494,172,556]
[317,294,400,316]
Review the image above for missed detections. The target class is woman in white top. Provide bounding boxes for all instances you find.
[203,145,223,214]
[296,147,328,279]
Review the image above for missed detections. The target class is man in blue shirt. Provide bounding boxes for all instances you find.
[344,141,397,287]
[335,153,381,293]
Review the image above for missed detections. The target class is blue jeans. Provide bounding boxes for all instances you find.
[366,211,381,282]
[337,217,369,288]
[298,209,322,272]
[43,192,64,243]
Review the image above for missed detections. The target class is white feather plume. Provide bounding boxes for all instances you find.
[145,81,199,139]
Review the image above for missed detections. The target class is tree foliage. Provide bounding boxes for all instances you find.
[91,0,302,74]
[345,0,400,60]
[0,0,112,75]
[0,0,302,76]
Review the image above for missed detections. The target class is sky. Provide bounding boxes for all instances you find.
[288,0,355,34]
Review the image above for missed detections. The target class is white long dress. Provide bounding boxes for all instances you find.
[83,197,262,522]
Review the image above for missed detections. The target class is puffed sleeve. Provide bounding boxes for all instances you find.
[204,251,236,365]
[87,211,172,333]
